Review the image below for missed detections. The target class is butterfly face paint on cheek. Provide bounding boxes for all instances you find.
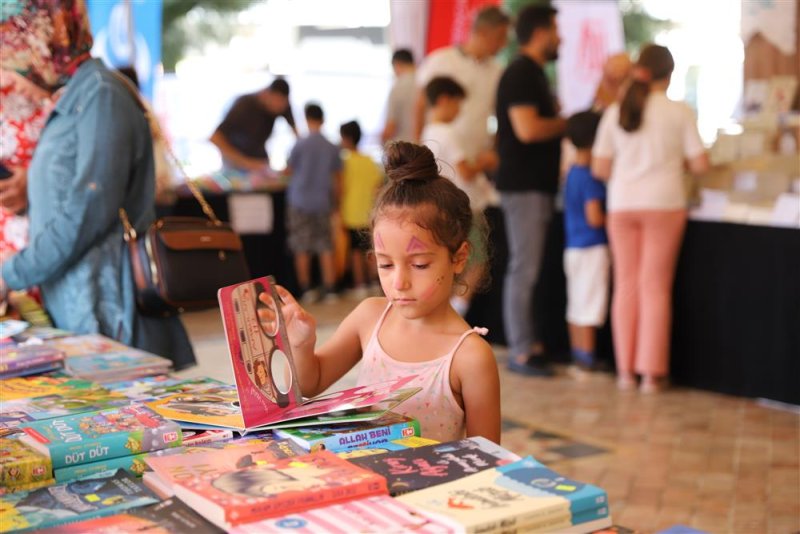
[419,275,445,302]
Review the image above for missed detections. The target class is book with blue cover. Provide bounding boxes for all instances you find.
[0,469,157,532]
[64,350,171,382]
[17,405,182,469]
[0,391,129,432]
[273,412,420,452]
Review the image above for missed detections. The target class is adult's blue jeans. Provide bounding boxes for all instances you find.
[500,191,554,359]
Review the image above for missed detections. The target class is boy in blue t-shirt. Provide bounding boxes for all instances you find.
[563,111,608,376]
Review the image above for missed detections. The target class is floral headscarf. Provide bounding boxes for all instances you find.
[0,0,93,91]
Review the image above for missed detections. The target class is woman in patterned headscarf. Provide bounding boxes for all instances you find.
[0,0,195,369]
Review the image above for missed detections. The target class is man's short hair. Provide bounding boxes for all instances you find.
[515,5,557,45]
[340,120,362,146]
[566,110,601,149]
[392,49,414,65]
[425,76,466,106]
[268,77,290,97]
[472,5,510,31]
[305,103,324,121]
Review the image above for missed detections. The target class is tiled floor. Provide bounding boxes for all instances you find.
[176,297,800,534]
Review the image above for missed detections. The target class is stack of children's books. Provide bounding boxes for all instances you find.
[0,345,65,379]
[43,334,173,382]
[0,276,614,532]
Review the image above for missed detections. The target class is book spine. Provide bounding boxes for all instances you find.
[23,422,182,469]
[466,504,569,534]
[567,490,608,515]
[54,453,149,483]
[226,477,388,526]
[0,361,63,379]
[0,453,52,488]
[312,420,420,452]
[571,505,610,524]
[0,353,62,373]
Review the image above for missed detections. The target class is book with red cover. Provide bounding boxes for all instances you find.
[144,437,305,498]
[172,450,388,529]
[190,276,422,433]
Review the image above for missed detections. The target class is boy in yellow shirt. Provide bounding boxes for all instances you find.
[339,121,383,297]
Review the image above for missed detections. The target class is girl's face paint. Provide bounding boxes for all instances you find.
[406,236,428,253]
[373,218,457,320]
[374,232,385,251]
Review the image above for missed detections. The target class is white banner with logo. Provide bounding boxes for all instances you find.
[555,0,625,116]
[741,0,797,55]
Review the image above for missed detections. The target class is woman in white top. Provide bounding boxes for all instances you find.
[592,45,708,393]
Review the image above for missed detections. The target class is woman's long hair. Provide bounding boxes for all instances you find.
[619,45,674,133]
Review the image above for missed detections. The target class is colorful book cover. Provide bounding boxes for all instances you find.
[274,412,420,452]
[0,346,65,374]
[18,404,183,469]
[33,497,224,534]
[0,361,64,379]
[229,495,461,533]
[53,450,169,484]
[172,450,389,529]
[0,376,100,401]
[397,455,609,533]
[10,326,70,343]
[145,437,305,497]
[0,469,158,533]
[0,439,52,489]
[43,334,129,357]
[212,276,421,431]
[105,375,224,403]
[337,436,440,460]
[0,391,129,431]
[349,436,521,496]
[64,351,171,379]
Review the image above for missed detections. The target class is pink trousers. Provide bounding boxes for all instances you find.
[607,210,687,377]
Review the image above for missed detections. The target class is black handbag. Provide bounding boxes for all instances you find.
[116,72,249,316]
[120,194,250,316]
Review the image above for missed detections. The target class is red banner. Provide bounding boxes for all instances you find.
[426,0,501,54]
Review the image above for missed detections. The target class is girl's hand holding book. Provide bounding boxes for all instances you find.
[258,285,317,355]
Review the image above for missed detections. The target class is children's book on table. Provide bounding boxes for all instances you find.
[148,276,420,433]
[0,469,158,533]
[397,455,611,533]
[172,450,388,530]
[16,404,183,470]
[32,497,223,534]
[348,436,521,496]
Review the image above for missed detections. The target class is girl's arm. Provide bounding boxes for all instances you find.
[260,288,378,398]
[453,336,501,444]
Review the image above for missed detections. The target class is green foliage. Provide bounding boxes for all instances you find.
[162,0,260,72]
[619,0,673,55]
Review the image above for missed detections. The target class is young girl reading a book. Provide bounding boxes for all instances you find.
[261,142,500,443]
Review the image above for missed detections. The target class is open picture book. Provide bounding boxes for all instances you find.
[148,276,419,433]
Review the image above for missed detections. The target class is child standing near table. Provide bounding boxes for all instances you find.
[339,120,383,298]
[563,111,608,379]
[261,142,500,443]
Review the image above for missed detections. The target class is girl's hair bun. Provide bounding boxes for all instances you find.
[383,141,439,184]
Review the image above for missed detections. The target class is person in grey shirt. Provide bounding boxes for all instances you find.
[381,49,416,143]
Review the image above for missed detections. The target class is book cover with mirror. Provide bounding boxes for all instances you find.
[149,276,420,433]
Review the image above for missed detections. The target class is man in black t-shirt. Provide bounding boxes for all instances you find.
[496,6,566,377]
[211,78,297,172]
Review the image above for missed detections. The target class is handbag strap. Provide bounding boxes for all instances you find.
[113,71,222,228]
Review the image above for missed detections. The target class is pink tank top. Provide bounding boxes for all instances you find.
[356,303,488,442]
